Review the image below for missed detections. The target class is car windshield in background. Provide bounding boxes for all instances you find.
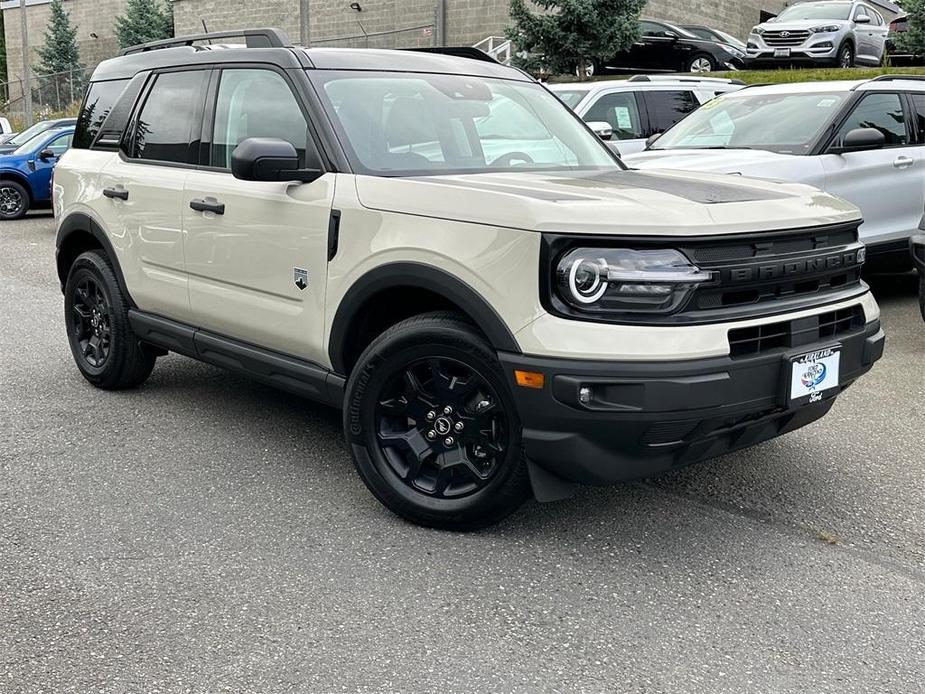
[651,92,847,154]
[775,2,852,21]
[311,71,618,176]
[10,122,52,146]
[553,90,589,109]
[13,131,56,155]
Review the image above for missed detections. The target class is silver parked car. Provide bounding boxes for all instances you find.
[746,1,888,68]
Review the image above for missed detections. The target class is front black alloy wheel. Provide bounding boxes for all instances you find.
[839,43,854,68]
[0,181,29,220]
[344,313,530,530]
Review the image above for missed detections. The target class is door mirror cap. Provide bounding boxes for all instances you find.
[587,121,614,141]
[645,133,663,149]
[231,137,323,183]
[855,14,871,24]
[38,148,55,161]
[664,30,679,39]
[833,127,886,154]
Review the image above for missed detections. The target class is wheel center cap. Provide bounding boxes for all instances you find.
[434,416,452,436]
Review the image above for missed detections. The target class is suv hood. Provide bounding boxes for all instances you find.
[354,169,858,236]
[624,148,798,174]
[757,19,848,31]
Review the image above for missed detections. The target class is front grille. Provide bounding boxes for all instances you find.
[762,30,811,46]
[728,305,864,358]
[677,224,865,318]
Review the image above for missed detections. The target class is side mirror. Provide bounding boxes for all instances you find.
[664,31,679,40]
[587,121,614,141]
[645,133,662,149]
[855,14,871,24]
[231,137,323,183]
[833,127,886,153]
[38,148,55,161]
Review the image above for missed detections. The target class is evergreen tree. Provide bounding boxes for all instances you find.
[115,0,174,50]
[896,0,925,58]
[506,0,647,80]
[33,0,84,104]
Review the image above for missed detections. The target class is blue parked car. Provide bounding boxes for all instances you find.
[0,125,74,220]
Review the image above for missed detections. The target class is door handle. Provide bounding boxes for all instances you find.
[102,186,128,201]
[189,197,225,215]
[893,156,915,169]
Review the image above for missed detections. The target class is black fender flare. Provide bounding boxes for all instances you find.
[328,262,522,375]
[55,211,134,305]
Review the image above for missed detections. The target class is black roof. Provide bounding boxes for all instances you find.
[92,28,530,83]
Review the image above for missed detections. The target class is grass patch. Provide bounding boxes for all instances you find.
[550,66,925,84]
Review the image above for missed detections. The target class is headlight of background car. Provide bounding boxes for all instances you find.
[555,248,713,315]
[720,44,745,58]
[750,26,765,35]
[810,25,841,33]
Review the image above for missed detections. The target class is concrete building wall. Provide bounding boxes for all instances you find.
[170,0,301,45]
[2,0,126,86]
[646,0,788,40]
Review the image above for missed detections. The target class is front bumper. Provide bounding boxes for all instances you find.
[912,235,925,275]
[500,319,884,486]
[745,37,839,66]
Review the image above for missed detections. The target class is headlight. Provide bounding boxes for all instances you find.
[720,44,745,57]
[810,25,840,33]
[555,248,712,315]
[751,26,765,35]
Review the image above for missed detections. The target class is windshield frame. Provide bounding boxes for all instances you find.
[649,90,851,155]
[308,69,624,178]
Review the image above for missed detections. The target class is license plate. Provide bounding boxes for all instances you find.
[774,48,791,58]
[789,347,840,405]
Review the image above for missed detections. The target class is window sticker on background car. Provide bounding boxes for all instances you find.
[614,107,633,130]
[817,98,839,108]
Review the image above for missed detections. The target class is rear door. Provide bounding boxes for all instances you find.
[640,89,699,138]
[581,90,647,153]
[97,68,209,322]
[182,67,334,364]
[820,91,922,246]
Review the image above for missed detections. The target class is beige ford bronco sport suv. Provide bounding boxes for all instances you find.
[54,29,884,529]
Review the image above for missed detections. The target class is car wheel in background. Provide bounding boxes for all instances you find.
[65,250,157,390]
[343,312,531,530]
[575,60,597,79]
[0,180,29,220]
[688,54,716,72]
[838,43,855,68]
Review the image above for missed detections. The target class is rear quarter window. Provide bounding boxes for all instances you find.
[73,79,130,149]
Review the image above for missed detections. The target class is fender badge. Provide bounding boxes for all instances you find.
[294,268,308,291]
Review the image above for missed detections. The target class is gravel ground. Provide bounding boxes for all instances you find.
[1,213,923,693]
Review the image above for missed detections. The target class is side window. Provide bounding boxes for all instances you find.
[911,94,925,141]
[211,69,309,169]
[45,133,73,156]
[643,90,699,134]
[74,79,129,149]
[584,92,644,140]
[835,93,908,147]
[640,21,666,37]
[130,70,208,164]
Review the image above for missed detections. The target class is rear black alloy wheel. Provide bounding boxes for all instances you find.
[344,313,531,530]
[376,357,506,499]
[0,181,28,220]
[71,277,112,368]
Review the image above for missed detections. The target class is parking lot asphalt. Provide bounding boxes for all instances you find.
[1,213,923,693]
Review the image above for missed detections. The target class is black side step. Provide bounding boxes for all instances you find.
[128,310,344,407]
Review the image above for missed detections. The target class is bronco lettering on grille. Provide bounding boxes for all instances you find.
[724,250,860,284]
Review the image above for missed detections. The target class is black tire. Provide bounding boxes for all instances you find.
[919,275,925,322]
[64,249,156,390]
[838,42,855,68]
[0,180,29,220]
[343,312,531,530]
[688,53,717,72]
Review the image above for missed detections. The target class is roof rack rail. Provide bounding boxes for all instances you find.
[120,28,292,56]
[627,74,745,85]
[861,74,925,85]
[403,46,499,64]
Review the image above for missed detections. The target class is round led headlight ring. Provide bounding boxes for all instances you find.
[567,257,608,304]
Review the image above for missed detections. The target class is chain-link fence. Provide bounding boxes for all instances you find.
[1,67,93,129]
[310,24,436,50]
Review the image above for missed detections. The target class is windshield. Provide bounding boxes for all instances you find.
[311,71,618,176]
[13,131,57,155]
[651,91,847,154]
[9,121,52,146]
[553,89,589,109]
[775,2,852,21]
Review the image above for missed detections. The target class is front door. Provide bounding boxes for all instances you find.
[183,67,334,364]
[821,92,923,246]
[30,131,72,202]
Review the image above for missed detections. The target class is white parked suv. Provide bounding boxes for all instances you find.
[625,76,925,270]
[549,76,744,155]
[747,0,888,68]
[54,29,884,529]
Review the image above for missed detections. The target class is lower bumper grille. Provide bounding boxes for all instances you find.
[728,305,865,358]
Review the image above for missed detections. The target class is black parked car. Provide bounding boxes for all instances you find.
[579,19,747,77]
[912,234,925,321]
